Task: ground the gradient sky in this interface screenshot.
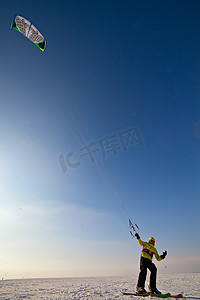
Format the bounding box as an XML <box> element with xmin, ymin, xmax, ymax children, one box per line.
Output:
<box><xmin>0</xmin><ymin>0</ymin><xmax>200</xmax><ymax>279</ymax></box>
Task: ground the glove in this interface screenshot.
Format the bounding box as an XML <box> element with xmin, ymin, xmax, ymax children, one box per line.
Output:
<box><xmin>160</xmin><ymin>251</ymin><xmax>167</xmax><ymax>259</ymax></box>
<box><xmin>135</xmin><ymin>233</ymin><xmax>140</xmax><ymax>239</ymax></box>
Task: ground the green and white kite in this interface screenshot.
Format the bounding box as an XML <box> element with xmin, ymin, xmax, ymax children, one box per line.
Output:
<box><xmin>11</xmin><ymin>15</ymin><xmax>46</xmax><ymax>51</ymax></box>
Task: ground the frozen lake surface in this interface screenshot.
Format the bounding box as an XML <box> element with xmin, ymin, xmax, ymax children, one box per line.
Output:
<box><xmin>0</xmin><ymin>273</ymin><xmax>199</xmax><ymax>299</ymax></box>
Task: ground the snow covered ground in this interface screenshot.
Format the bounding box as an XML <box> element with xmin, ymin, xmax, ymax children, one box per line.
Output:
<box><xmin>0</xmin><ymin>273</ymin><xmax>199</xmax><ymax>299</ymax></box>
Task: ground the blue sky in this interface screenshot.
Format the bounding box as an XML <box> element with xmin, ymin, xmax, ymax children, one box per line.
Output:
<box><xmin>0</xmin><ymin>0</ymin><xmax>199</xmax><ymax>279</ymax></box>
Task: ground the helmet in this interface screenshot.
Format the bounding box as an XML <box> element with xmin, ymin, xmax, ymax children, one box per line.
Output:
<box><xmin>149</xmin><ymin>237</ymin><xmax>155</xmax><ymax>245</ymax></box>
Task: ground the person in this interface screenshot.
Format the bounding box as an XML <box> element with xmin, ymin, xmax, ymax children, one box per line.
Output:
<box><xmin>135</xmin><ymin>233</ymin><xmax>167</xmax><ymax>295</ymax></box>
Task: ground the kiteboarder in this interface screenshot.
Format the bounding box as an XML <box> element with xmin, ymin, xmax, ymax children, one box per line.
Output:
<box><xmin>135</xmin><ymin>233</ymin><xmax>167</xmax><ymax>295</ymax></box>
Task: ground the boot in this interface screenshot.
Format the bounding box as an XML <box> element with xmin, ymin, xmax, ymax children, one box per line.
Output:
<box><xmin>136</xmin><ymin>287</ymin><xmax>148</xmax><ymax>294</ymax></box>
<box><xmin>149</xmin><ymin>287</ymin><xmax>161</xmax><ymax>295</ymax></box>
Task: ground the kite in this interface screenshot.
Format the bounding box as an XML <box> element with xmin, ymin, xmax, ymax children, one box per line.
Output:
<box><xmin>11</xmin><ymin>15</ymin><xmax>46</xmax><ymax>51</ymax></box>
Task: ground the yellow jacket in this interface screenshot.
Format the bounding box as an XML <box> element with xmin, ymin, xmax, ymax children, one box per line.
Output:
<box><xmin>137</xmin><ymin>238</ymin><xmax>163</xmax><ymax>262</ymax></box>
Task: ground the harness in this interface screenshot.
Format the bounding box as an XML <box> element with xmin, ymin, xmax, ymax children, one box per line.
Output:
<box><xmin>142</xmin><ymin>248</ymin><xmax>153</xmax><ymax>258</ymax></box>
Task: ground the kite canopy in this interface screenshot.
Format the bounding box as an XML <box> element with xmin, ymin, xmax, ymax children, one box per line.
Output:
<box><xmin>11</xmin><ymin>15</ymin><xmax>46</xmax><ymax>51</ymax></box>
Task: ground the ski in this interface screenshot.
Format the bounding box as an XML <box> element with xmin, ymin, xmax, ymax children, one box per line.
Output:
<box><xmin>121</xmin><ymin>292</ymin><xmax>183</xmax><ymax>298</ymax></box>
<box><xmin>151</xmin><ymin>294</ymin><xmax>171</xmax><ymax>298</ymax></box>
<box><xmin>121</xmin><ymin>292</ymin><xmax>172</xmax><ymax>298</ymax></box>
<box><xmin>121</xmin><ymin>292</ymin><xmax>150</xmax><ymax>297</ymax></box>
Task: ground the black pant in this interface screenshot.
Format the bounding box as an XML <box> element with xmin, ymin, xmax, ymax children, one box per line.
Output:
<box><xmin>137</xmin><ymin>257</ymin><xmax>157</xmax><ymax>291</ymax></box>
